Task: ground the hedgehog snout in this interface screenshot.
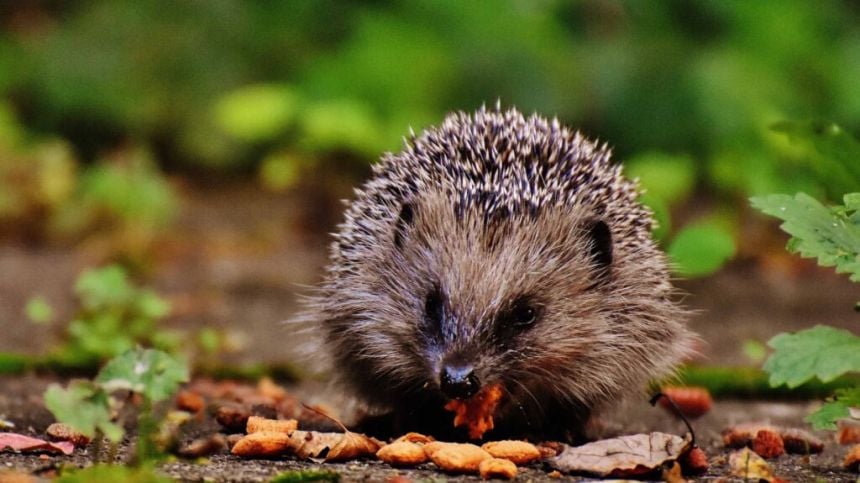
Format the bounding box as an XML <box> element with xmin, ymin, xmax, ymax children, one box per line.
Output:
<box><xmin>439</xmin><ymin>363</ymin><xmax>480</xmax><ymax>400</ymax></box>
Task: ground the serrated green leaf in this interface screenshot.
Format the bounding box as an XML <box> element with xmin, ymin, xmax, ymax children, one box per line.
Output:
<box><xmin>751</xmin><ymin>193</ymin><xmax>860</xmax><ymax>281</ymax></box>
<box><xmin>96</xmin><ymin>348</ymin><xmax>188</xmax><ymax>402</ymax></box>
<box><xmin>43</xmin><ymin>380</ymin><xmax>123</xmax><ymax>441</ymax></box>
<box><xmin>667</xmin><ymin>221</ymin><xmax>736</xmax><ymax>277</ymax></box>
<box><xmin>764</xmin><ymin>325</ymin><xmax>860</xmax><ymax>388</ymax></box>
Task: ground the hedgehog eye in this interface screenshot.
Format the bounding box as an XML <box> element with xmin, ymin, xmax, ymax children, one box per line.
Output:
<box><xmin>506</xmin><ymin>296</ymin><xmax>539</xmax><ymax>329</ymax></box>
<box><xmin>393</xmin><ymin>202</ymin><xmax>415</xmax><ymax>249</ymax></box>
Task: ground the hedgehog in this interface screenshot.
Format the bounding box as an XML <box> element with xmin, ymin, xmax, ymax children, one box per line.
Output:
<box><xmin>296</xmin><ymin>106</ymin><xmax>695</xmax><ymax>442</ymax></box>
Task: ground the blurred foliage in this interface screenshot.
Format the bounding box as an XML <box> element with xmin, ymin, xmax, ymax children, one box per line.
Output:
<box><xmin>0</xmin><ymin>1</ymin><xmax>859</xmax><ymax>274</ymax></box>
<box><xmin>30</xmin><ymin>264</ymin><xmax>227</xmax><ymax>369</ymax></box>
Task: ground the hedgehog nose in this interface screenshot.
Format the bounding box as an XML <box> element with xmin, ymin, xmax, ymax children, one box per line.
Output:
<box><xmin>440</xmin><ymin>364</ymin><xmax>480</xmax><ymax>400</ymax></box>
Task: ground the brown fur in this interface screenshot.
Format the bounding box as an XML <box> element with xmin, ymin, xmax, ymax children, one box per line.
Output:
<box><xmin>294</xmin><ymin>106</ymin><xmax>695</xmax><ymax>441</ymax></box>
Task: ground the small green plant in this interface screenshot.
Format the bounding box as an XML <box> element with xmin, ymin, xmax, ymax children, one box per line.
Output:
<box><xmin>34</xmin><ymin>264</ymin><xmax>179</xmax><ymax>367</ymax></box>
<box><xmin>752</xmin><ymin>121</ymin><xmax>860</xmax><ymax>430</ymax></box>
<box><xmin>44</xmin><ymin>347</ymin><xmax>189</xmax><ymax>464</ymax></box>
<box><xmin>269</xmin><ymin>469</ymin><xmax>341</xmax><ymax>483</ymax></box>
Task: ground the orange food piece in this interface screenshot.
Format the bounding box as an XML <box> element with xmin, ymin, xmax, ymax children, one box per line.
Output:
<box><xmin>838</xmin><ymin>421</ymin><xmax>860</xmax><ymax>446</ymax></box>
<box><xmin>680</xmin><ymin>446</ymin><xmax>709</xmax><ymax>475</ymax></box>
<box><xmin>230</xmin><ymin>431</ymin><xmax>292</xmax><ymax>457</ymax></box>
<box><xmin>481</xmin><ymin>440</ymin><xmax>542</xmax><ymax>464</ymax></box>
<box><xmin>659</xmin><ymin>386</ymin><xmax>712</xmax><ymax>419</ymax></box>
<box><xmin>176</xmin><ymin>390</ymin><xmax>206</xmax><ymax>413</ymax></box>
<box><xmin>478</xmin><ymin>457</ymin><xmax>517</xmax><ymax>479</ymax></box>
<box><xmin>444</xmin><ymin>384</ymin><xmax>504</xmax><ymax>439</ymax></box>
<box><xmin>752</xmin><ymin>429</ymin><xmax>785</xmax><ymax>459</ymax></box>
<box><xmin>46</xmin><ymin>423</ymin><xmax>91</xmax><ymax>447</ymax></box>
<box><xmin>377</xmin><ymin>441</ymin><xmax>428</xmax><ymax>466</ymax></box>
<box><xmin>845</xmin><ymin>444</ymin><xmax>860</xmax><ymax>472</ymax></box>
<box><xmin>394</xmin><ymin>432</ymin><xmax>435</xmax><ymax>444</ymax></box>
<box><xmin>246</xmin><ymin>416</ymin><xmax>298</xmax><ymax>434</ymax></box>
<box><xmin>427</xmin><ymin>442</ymin><xmax>492</xmax><ymax>473</ymax></box>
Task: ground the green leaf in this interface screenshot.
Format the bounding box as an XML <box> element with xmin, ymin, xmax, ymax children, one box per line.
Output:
<box><xmin>805</xmin><ymin>387</ymin><xmax>860</xmax><ymax>430</ymax></box>
<box><xmin>626</xmin><ymin>152</ymin><xmax>696</xmax><ymax>205</ymax></box>
<box><xmin>43</xmin><ymin>380</ymin><xmax>123</xmax><ymax>441</ymax></box>
<box><xmin>96</xmin><ymin>348</ymin><xmax>189</xmax><ymax>402</ymax></box>
<box><xmin>213</xmin><ymin>84</ymin><xmax>298</xmax><ymax>142</ymax></box>
<box><xmin>667</xmin><ymin>221</ymin><xmax>736</xmax><ymax>277</ymax></box>
<box><xmin>806</xmin><ymin>401</ymin><xmax>849</xmax><ymax>430</ymax></box>
<box><xmin>764</xmin><ymin>325</ymin><xmax>860</xmax><ymax>388</ymax></box>
<box><xmin>751</xmin><ymin>193</ymin><xmax>860</xmax><ymax>282</ymax></box>
<box><xmin>25</xmin><ymin>296</ymin><xmax>54</xmax><ymax>324</ymax></box>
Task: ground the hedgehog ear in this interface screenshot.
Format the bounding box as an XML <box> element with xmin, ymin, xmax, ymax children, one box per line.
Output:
<box><xmin>584</xmin><ymin>218</ymin><xmax>613</xmax><ymax>279</ymax></box>
<box><xmin>393</xmin><ymin>202</ymin><xmax>415</xmax><ymax>249</ymax></box>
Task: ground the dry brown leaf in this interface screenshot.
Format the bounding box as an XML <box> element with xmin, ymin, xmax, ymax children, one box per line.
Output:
<box><xmin>481</xmin><ymin>440</ymin><xmax>542</xmax><ymax>464</ymax></box>
<box><xmin>230</xmin><ymin>431</ymin><xmax>292</xmax><ymax>457</ymax></box>
<box><xmin>326</xmin><ymin>431</ymin><xmax>381</xmax><ymax>461</ymax></box>
<box><xmin>283</xmin><ymin>430</ymin><xmax>380</xmax><ymax>461</ymax></box>
<box><xmin>478</xmin><ymin>457</ymin><xmax>517</xmax><ymax>480</ymax></box>
<box><xmin>429</xmin><ymin>442</ymin><xmax>492</xmax><ymax>473</ymax></box>
<box><xmin>661</xmin><ymin>461</ymin><xmax>686</xmax><ymax>483</ymax></box>
<box><xmin>0</xmin><ymin>432</ymin><xmax>74</xmax><ymax>455</ymax></box>
<box><xmin>246</xmin><ymin>416</ymin><xmax>298</xmax><ymax>434</ymax></box>
<box><xmin>549</xmin><ymin>432</ymin><xmax>691</xmax><ymax>478</ymax></box>
<box><xmin>377</xmin><ymin>441</ymin><xmax>428</xmax><ymax>466</ymax></box>
<box><xmin>444</xmin><ymin>384</ymin><xmax>503</xmax><ymax>439</ymax></box>
<box><xmin>729</xmin><ymin>447</ymin><xmax>779</xmax><ymax>481</ymax></box>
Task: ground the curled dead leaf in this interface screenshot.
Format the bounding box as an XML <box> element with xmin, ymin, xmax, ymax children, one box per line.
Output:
<box><xmin>549</xmin><ymin>432</ymin><xmax>692</xmax><ymax>478</ymax></box>
<box><xmin>326</xmin><ymin>431</ymin><xmax>381</xmax><ymax>461</ymax></box>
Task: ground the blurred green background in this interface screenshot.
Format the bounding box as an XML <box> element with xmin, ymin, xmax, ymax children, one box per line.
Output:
<box><xmin>1</xmin><ymin>0</ymin><xmax>859</xmax><ymax>370</ymax></box>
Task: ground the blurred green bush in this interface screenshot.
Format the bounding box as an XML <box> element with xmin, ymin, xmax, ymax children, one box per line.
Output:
<box><xmin>1</xmin><ymin>0</ymin><xmax>859</xmax><ymax>275</ymax></box>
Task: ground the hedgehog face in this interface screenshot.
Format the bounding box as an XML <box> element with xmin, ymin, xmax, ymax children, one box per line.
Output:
<box><xmin>326</xmin><ymin>189</ymin><xmax>686</xmax><ymax>427</ymax></box>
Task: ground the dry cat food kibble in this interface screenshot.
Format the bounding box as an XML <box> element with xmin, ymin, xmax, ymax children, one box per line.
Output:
<box><xmin>245</xmin><ymin>416</ymin><xmax>297</xmax><ymax>434</ymax></box>
<box><xmin>45</xmin><ymin>423</ymin><xmax>90</xmax><ymax>447</ymax></box>
<box><xmin>680</xmin><ymin>446</ymin><xmax>709</xmax><ymax>474</ymax></box>
<box><xmin>376</xmin><ymin>441</ymin><xmax>428</xmax><ymax>466</ymax></box>
<box><xmin>752</xmin><ymin>429</ymin><xmax>785</xmax><ymax>459</ymax></box>
<box><xmin>481</xmin><ymin>440</ymin><xmax>542</xmax><ymax>464</ymax></box>
<box><xmin>478</xmin><ymin>458</ymin><xmax>518</xmax><ymax>480</ymax></box>
<box><xmin>659</xmin><ymin>386</ymin><xmax>712</xmax><ymax>418</ymax></box>
<box><xmin>427</xmin><ymin>442</ymin><xmax>492</xmax><ymax>473</ymax></box>
<box><xmin>230</xmin><ymin>431</ymin><xmax>292</xmax><ymax>457</ymax></box>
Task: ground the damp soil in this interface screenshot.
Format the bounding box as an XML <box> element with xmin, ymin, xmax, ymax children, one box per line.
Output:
<box><xmin>1</xmin><ymin>375</ymin><xmax>858</xmax><ymax>482</ymax></box>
